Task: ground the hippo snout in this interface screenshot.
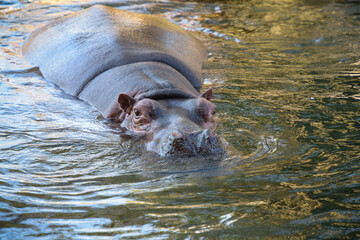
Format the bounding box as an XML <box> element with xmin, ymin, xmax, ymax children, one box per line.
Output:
<box><xmin>158</xmin><ymin>129</ymin><xmax>226</xmax><ymax>156</ymax></box>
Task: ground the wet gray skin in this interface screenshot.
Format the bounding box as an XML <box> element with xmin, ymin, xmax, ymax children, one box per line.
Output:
<box><xmin>22</xmin><ymin>5</ymin><xmax>225</xmax><ymax>156</ymax></box>
<box><xmin>118</xmin><ymin>91</ymin><xmax>226</xmax><ymax>156</ymax></box>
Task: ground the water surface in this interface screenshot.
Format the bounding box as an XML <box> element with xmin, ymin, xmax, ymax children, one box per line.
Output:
<box><xmin>1</xmin><ymin>0</ymin><xmax>359</xmax><ymax>239</ymax></box>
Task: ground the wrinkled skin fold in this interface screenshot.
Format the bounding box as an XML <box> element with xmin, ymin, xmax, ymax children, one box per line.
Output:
<box><xmin>22</xmin><ymin>5</ymin><xmax>226</xmax><ymax>156</ymax></box>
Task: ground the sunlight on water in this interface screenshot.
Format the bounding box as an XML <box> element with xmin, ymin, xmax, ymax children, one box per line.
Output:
<box><xmin>1</xmin><ymin>0</ymin><xmax>359</xmax><ymax>239</ymax></box>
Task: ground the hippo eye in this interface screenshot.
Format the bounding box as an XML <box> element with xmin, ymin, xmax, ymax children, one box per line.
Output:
<box><xmin>212</xmin><ymin>110</ymin><xmax>216</xmax><ymax>115</ymax></box>
<box><xmin>149</xmin><ymin>112</ymin><xmax>155</xmax><ymax>119</ymax></box>
<box><xmin>134</xmin><ymin>109</ymin><xmax>141</xmax><ymax>118</ymax></box>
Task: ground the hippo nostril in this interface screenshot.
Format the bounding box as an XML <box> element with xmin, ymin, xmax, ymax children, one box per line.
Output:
<box><xmin>202</xmin><ymin>129</ymin><xmax>210</xmax><ymax>137</ymax></box>
<box><xmin>190</xmin><ymin>129</ymin><xmax>211</xmax><ymax>140</ymax></box>
<box><xmin>202</xmin><ymin>129</ymin><xmax>216</xmax><ymax>137</ymax></box>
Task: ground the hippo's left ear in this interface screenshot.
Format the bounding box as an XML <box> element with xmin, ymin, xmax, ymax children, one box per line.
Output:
<box><xmin>118</xmin><ymin>93</ymin><xmax>136</xmax><ymax>114</ymax></box>
<box><xmin>200</xmin><ymin>88</ymin><xmax>213</xmax><ymax>101</ymax></box>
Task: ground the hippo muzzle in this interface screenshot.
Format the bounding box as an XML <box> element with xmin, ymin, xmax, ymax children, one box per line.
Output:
<box><xmin>155</xmin><ymin>129</ymin><xmax>226</xmax><ymax>156</ymax></box>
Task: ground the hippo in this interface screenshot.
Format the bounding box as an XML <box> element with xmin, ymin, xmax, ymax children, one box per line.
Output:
<box><xmin>22</xmin><ymin>5</ymin><xmax>225</xmax><ymax>156</ymax></box>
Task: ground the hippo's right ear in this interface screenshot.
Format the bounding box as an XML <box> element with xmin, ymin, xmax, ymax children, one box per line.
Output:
<box><xmin>118</xmin><ymin>94</ymin><xmax>136</xmax><ymax>114</ymax></box>
<box><xmin>200</xmin><ymin>88</ymin><xmax>213</xmax><ymax>101</ymax></box>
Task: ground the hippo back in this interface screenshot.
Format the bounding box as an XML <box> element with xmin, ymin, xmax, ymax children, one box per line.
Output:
<box><xmin>22</xmin><ymin>5</ymin><xmax>207</xmax><ymax>99</ymax></box>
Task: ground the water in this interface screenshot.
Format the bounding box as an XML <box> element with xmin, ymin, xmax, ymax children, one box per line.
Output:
<box><xmin>1</xmin><ymin>0</ymin><xmax>359</xmax><ymax>239</ymax></box>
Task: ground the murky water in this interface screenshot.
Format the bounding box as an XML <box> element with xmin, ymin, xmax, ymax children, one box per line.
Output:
<box><xmin>1</xmin><ymin>0</ymin><xmax>359</xmax><ymax>239</ymax></box>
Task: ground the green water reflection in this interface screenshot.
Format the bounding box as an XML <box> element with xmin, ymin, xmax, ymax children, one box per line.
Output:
<box><xmin>0</xmin><ymin>0</ymin><xmax>359</xmax><ymax>239</ymax></box>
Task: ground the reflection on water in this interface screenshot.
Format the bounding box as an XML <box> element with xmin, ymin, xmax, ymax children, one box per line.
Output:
<box><xmin>1</xmin><ymin>0</ymin><xmax>359</xmax><ymax>239</ymax></box>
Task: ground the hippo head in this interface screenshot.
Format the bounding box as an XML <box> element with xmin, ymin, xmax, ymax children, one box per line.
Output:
<box><xmin>117</xmin><ymin>89</ymin><xmax>225</xmax><ymax>156</ymax></box>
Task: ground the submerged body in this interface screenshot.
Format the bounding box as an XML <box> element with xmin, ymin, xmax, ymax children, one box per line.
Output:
<box><xmin>22</xmin><ymin>5</ymin><xmax>225</xmax><ymax>156</ymax></box>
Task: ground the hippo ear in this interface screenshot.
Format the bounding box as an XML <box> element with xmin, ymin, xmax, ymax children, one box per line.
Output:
<box><xmin>200</xmin><ymin>88</ymin><xmax>213</xmax><ymax>101</ymax></box>
<box><xmin>118</xmin><ymin>94</ymin><xmax>136</xmax><ymax>114</ymax></box>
